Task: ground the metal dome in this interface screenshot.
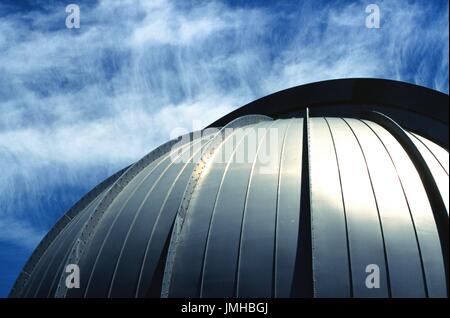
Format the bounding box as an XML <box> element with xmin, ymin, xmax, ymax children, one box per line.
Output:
<box><xmin>10</xmin><ymin>78</ymin><xmax>449</xmax><ymax>298</ymax></box>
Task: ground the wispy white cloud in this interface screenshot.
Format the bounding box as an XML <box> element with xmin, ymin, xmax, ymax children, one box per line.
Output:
<box><xmin>0</xmin><ymin>0</ymin><xmax>448</xmax><ymax>252</ymax></box>
<box><xmin>0</xmin><ymin>217</ymin><xmax>45</xmax><ymax>249</ymax></box>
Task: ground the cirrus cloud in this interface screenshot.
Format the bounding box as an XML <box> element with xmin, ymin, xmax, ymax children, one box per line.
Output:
<box><xmin>0</xmin><ymin>0</ymin><xmax>448</xmax><ymax>296</ymax></box>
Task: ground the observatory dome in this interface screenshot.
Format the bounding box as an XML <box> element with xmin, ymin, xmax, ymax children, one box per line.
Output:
<box><xmin>11</xmin><ymin>79</ymin><xmax>449</xmax><ymax>298</ymax></box>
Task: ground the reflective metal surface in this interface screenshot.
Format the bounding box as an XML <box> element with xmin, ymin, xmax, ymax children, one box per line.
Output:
<box><xmin>365</xmin><ymin>121</ymin><xmax>447</xmax><ymax>297</ymax></box>
<box><xmin>325</xmin><ymin>118</ymin><xmax>388</xmax><ymax>297</ymax></box>
<box><xmin>10</xmin><ymin>79</ymin><xmax>449</xmax><ymax>298</ymax></box>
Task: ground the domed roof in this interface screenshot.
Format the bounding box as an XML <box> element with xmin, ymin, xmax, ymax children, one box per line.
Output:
<box><xmin>11</xmin><ymin>79</ymin><xmax>449</xmax><ymax>298</ymax></box>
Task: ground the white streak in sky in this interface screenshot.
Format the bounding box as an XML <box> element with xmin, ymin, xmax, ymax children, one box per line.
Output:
<box><xmin>0</xmin><ymin>0</ymin><xmax>448</xmax><ymax>249</ymax></box>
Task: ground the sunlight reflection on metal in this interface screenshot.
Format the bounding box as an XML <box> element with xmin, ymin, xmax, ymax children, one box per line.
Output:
<box><xmin>10</xmin><ymin>79</ymin><xmax>448</xmax><ymax>298</ymax></box>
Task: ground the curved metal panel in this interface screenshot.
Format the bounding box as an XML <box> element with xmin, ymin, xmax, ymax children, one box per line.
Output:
<box><xmin>9</xmin><ymin>167</ymin><xmax>127</xmax><ymax>298</ymax></box>
<box><xmin>366</xmin><ymin>111</ymin><xmax>449</xmax><ymax>296</ymax></box>
<box><xmin>274</xmin><ymin>119</ymin><xmax>303</xmax><ymax>298</ymax></box>
<box><xmin>37</xmin><ymin>192</ymin><xmax>108</xmax><ymax>297</ymax></box>
<box><xmin>83</xmin><ymin>155</ymin><xmax>190</xmax><ymax>296</ymax></box>
<box><xmin>108</xmin><ymin>140</ymin><xmax>208</xmax><ymax>297</ymax></box>
<box><xmin>198</xmin><ymin>123</ymin><xmax>275</xmax><ymax>297</ymax></box>
<box><xmin>167</xmin><ymin>129</ymin><xmax>244</xmax><ymax>297</ymax></box>
<box><xmin>162</xmin><ymin>115</ymin><xmax>273</xmax><ymax>297</ymax></box>
<box><xmin>411</xmin><ymin>133</ymin><xmax>449</xmax><ymax>175</ymax></box>
<box><xmin>364</xmin><ymin>120</ymin><xmax>447</xmax><ymax>298</ymax></box>
<box><xmin>325</xmin><ymin>117</ymin><xmax>389</xmax><ymax>297</ymax></box>
<box><xmin>134</xmin><ymin>162</ymin><xmax>197</xmax><ymax>297</ymax></box>
<box><xmin>55</xmin><ymin>131</ymin><xmax>204</xmax><ymax>297</ymax></box>
<box><xmin>76</xmin><ymin>140</ymin><xmax>201</xmax><ymax>297</ymax></box>
<box><xmin>407</xmin><ymin>132</ymin><xmax>449</xmax><ymax>213</ymax></box>
<box><xmin>166</xmin><ymin>121</ymin><xmax>273</xmax><ymax>297</ymax></box>
<box><xmin>22</xmin><ymin>189</ymin><xmax>108</xmax><ymax>297</ymax></box>
<box><xmin>66</xmin><ymin>153</ymin><xmax>170</xmax><ymax>297</ymax></box>
<box><xmin>309</xmin><ymin>117</ymin><xmax>351</xmax><ymax>297</ymax></box>
<box><xmin>10</xmin><ymin>79</ymin><xmax>449</xmax><ymax>299</ymax></box>
<box><xmin>344</xmin><ymin>118</ymin><xmax>426</xmax><ymax>297</ymax></box>
<box><xmin>236</xmin><ymin>120</ymin><xmax>290</xmax><ymax>298</ymax></box>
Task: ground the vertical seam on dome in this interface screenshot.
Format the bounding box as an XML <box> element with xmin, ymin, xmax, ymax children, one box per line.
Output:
<box><xmin>10</xmin><ymin>166</ymin><xmax>127</xmax><ymax>298</ymax></box>
<box><xmin>272</xmin><ymin>119</ymin><xmax>293</xmax><ymax>298</ymax></box>
<box><xmin>54</xmin><ymin>132</ymin><xmax>197</xmax><ymax>298</ymax></box>
<box><xmin>23</xmin><ymin>223</ymin><xmax>70</xmax><ymax>298</ymax></box>
<box><xmin>27</xmin><ymin>193</ymin><xmax>106</xmax><ymax>297</ymax></box>
<box><xmin>106</xmin><ymin>138</ymin><xmax>206</xmax><ymax>297</ymax></box>
<box><xmin>364</xmin><ymin>111</ymin><xmax>449</xmax><ymax>297</ymax></box>
<box><xmin>199</xmin><ymin>123</ymin><xmax>261</xmax><ymax>297</ymax></box>
<box><xmin>324</xmin><ymin>117</ymin><xmax>354</xmax><ymax>298</ymax></box>
<box><xmin>291</xmin><ymin>109</ymin><xmax>314</xmax><ymax>298</ymax></box>
<box><xmin>342</xmin><ymin>118</ymin><xmax>392</xmax><ymax>298</ymax></box>
<box><xmin>22</xmin><ymin>218</ymin><xmax>75</xmax><ymax>298</ymax></box>
<box><xmin>36</xmin><ymin>198</ymin><xmax>100</xmax><ymax>297</ymax></box>
<box><xmin>46</xmin><ymin>196</ymin><xmax>106</xmax><ymax>297</ymax></box>
<box><xmin>83</xmin><ymin>153</ymin><xmax>173</xmax><ymax>297</ymax></box>
<box><xmin>161</xmin><ymin>115</ymin><xmax>272</xmax><ymax>298</ymax></box>
<box><xmin>408</xmin><ymin>132</ymin><xmax>449</xmax><ymax>177</ymax></box>
<box><xmin>361</xmin><ymin>119</ymin><xmax>429</xmax><ymax>297</ymax></box>
<box><xmin>234</xmin><ymin>120</ymin><xmax>278</xmax><ymax>298</ymax></box>
<box><xmin>306</xmin><ymin>109</ymin><xmax>314</xmax><ymax>298</ymax></box>
<box><xmin>47</xmin><ymin>190</ymin><xmax>111</xmax><ymax>297</ymax></box>
<box><xmin>134</xmin><ymin>137</ymin><xmax>208</xmax><ymax>297</ymax></box>
<box><xmin>84</xmin><ymin>139</ymin><xmax>199</xmax><ymax>297</ymax></box>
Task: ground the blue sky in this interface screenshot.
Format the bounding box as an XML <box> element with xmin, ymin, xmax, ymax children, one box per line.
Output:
<box><xmin>0</xmin><ymin>0</ymin><xmax>448</xmax><ymax>297</ymax></box>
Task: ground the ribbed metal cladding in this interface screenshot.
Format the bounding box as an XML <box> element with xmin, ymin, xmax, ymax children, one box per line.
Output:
<box><xmin>10</xmin><ymin>79</ymin><xmax>449</xmax><ymax>298</ymax></box>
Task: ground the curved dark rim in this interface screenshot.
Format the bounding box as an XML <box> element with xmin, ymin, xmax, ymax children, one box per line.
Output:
<box><xmin>207</xmin><ymin>78</ymin><xmax>449</xmax><ymax>131</ymax></box>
